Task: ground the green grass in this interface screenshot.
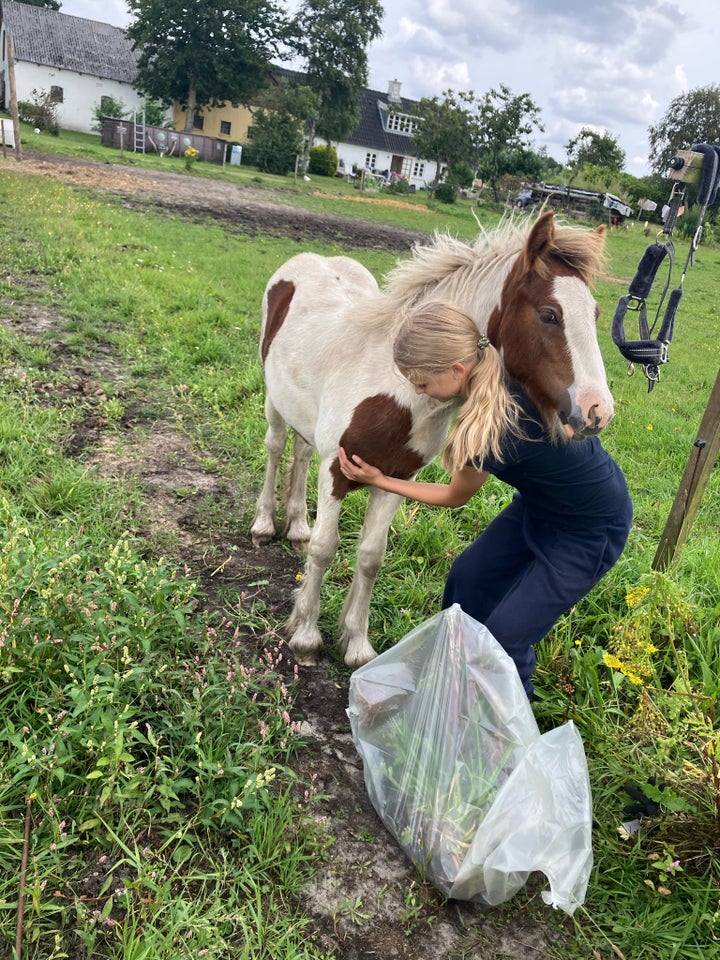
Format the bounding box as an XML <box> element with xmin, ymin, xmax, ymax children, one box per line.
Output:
<box><xmin>1</xmin><ymin>139</ymin><xmax>719</xmax><ymax>959</ymax></box>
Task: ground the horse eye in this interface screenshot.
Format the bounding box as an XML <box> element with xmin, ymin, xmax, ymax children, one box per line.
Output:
<box><xmin>539</xmin><ymin>308</ymin><xmax>560</xmax><ymax>325</ymax></box>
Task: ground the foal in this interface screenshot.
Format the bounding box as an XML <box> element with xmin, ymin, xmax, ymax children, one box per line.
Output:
<box><xmin>251</xmin><ymin>211</ymin><xmax>610</xmax><ymax>667</ymax></box>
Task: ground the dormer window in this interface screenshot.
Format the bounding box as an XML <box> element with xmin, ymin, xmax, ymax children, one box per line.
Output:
<box><xmin>378</xmin><ymin>101</ymin><xmax>417</xmax><ymax>136</ymax></box>
<box><xmin>386</xmin><ymin>112</ymin><xmax>415</xmax><ymax>134</ymax></box>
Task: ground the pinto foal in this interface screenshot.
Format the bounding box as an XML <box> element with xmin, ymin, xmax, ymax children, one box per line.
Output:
<box><xmin>251</xmin><ymin>211</ymin><xmax>610</xmax><ymax>667</ymax></box>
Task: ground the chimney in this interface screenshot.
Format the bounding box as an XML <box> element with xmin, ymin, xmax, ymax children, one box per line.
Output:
<box><xmin>387</xmin><ymin>79</ymin><xmax>402</xmax><ymax>104</ymax></box>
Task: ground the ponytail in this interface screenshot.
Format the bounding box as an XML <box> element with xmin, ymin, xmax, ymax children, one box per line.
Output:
<box><xmin>441</xmin><ymin>344</ymin><xmax>520</xmax><ymax>472</ymax></box>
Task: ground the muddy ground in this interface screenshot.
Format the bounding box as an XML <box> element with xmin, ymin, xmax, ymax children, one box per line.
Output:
<box><xmin>1</xmin><ymin>151</ymin><xmax>574</xmax><ymax>958</ymax></box>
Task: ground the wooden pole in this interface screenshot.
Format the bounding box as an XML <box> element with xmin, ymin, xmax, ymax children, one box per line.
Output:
<box><xmin>7</xmin><ymin>34</ymin><xmax>22</xmax><ymax>160</ymax></box>
<box><xmin>653</xmin><ymin>367</ymin><xmax>720</xmax><ymax>570</ymax></box>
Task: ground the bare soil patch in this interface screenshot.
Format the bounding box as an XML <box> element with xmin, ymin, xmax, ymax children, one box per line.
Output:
<box><xmin>1</xmin><ymin>152</ymin><xmax>572</xmax><ymax>958</ymax></box>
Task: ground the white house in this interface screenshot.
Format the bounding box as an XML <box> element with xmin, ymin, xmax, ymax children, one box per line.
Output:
<box><xmin>0</xmin><ymin>1</ymin><xmax>142</xmax><ymax>134</ymax></box>
<box><xmin>335</xmin><ymin>79</ymin><xmax>441</xmax><ymax>190</ymax></box>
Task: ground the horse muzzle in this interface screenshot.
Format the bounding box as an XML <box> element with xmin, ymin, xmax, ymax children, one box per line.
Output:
<box><xmin>560</xmin><ymin>402</ymin><xmax>614</xmax><ymax>439</ymax></box>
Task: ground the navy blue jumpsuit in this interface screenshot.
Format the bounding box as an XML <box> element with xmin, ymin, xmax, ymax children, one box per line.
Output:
<box><xmin>442</xmin><ymin>391</ymin><xmax>633</xmax><ymax>697</ymax></box>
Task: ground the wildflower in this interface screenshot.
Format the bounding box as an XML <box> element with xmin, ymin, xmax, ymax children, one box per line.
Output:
<box><xmin>602</xmin><ymin>652</ymin><xmax>623</xmax><ymax>671</ymax></box>
<box><xmin>625</xmin><ymin>584</ymin><xmax>650</xmax><ymax>608</ymax></box>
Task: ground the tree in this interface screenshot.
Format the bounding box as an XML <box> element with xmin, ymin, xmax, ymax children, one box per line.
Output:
<box><xmin>289</xmin><ymin>0</ymin><xmax>383</xmax><ymax>170</ymax></box>
<box><xmin>410</xmin><ymin>90</ymin><xmax>478</xmax><ymax>191</ymax></box>
<box><xmin>648</xmin><ymin>84</ymin><xmax>720</xmax><ymax>176</ymax></box>
<box><xmin>474</xmin><ymin>84</ymin><xmax>544</xmax><ymax>202</ymax></box>
<box><xmin>126</xmin><ymin>0</ymin><xmax>292</xmax><ymax>132</ymax></box>
<box><xmin>565</xmin><ymin>127</ymin><xmax>625</xmax><ymax>175</ymax></box>
<box><xmin>247</xmin><ymin>78</ymin><xmax>317</xmax><ymax>175</ymax></box>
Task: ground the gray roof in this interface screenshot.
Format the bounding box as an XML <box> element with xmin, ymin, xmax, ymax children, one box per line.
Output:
<box><xmin>345</xmin><ymin>86</ymin><xmax>421</xmax><ymax>157</ymax></box>
<box><xmin>0</xmin><ymin>1</ymin><xmax>138</xmax><ymax>84</ymax></box>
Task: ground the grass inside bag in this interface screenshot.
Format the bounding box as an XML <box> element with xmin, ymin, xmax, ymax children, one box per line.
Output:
<box><xmin>347</xmin><ymin>604</ymin><xmax>593</xmax><ymax>914</ymax></box>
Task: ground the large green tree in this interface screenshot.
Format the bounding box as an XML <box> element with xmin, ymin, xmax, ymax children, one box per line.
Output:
<box><xmin>290</xmin><ymin>0</ymin><xmax>383</xmax><ymax>169</ymax></box>
<box><xmin>648</xmin><ymin>84</ymin><xmax>720</xmax><ymax>176</ymax></box>
<box><xmin>126</xmin><ymin>0</ymin><xmax>292</xmax><ymax>132</ymax></box>
<box><xmin>474</xmin><ymin>84</ymin><xmax>544</xmax><ymax>202</ymax></box>
<box><xmin>410</xmin><ymin>90</ymin><xmax>478</xmax><ymax>190</ymax></box>
<box><xmin>566</xmin><ymin>127</ymin><xmax>625</xmax><ymax>173</ymax></box>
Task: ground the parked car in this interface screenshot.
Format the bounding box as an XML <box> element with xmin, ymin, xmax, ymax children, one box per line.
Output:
<box><xmin>515</xmin><ymin>188</ymin><xmax>535</xmax><ymax>208</ymax></box>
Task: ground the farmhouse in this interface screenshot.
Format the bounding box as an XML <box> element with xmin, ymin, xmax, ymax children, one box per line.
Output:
<box><xmin>0</xmin><ymin>3</ymin><xmax>438</xmax><ymax>187</ymax></box>
<box><xmin>0</xmin><ymin>1</ymin><xmax>143</xmax><ymax>134</ymax></box>
<box><xmin>174</xmin><ymin>74</ymin><xmax>440</xmax><ymax>190</ymax></box>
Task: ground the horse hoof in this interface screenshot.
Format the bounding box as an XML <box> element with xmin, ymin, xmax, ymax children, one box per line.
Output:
<box><xmin>294</xmin><ymin>654</ymin><xmax>319</xmax><ymax>666</ymax></box>
<box><xmin>251</xmin><ymin>533</ymin><xmax>273</xmax><ymax>547</ymax></box>
<box><xmin>343</xmin><ymin>642</ymin><xmax>377</xmax><ymax>670</ymax></box>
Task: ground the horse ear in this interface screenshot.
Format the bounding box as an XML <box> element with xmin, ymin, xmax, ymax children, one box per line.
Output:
<box><xmin>523</xmin><ymin>209</ymin><xmax>556</xmax><ymax>268</ymax></box>
<box><xmin>595</xmin><ymin>224</ymin><xmax>606</xmax><ymax>237</ymax></box>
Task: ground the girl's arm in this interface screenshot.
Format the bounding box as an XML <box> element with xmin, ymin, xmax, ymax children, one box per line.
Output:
<box><xmin>337</xmin><ymin>447</ymin><xmax>488</xmax><ymax>507</ymax></box>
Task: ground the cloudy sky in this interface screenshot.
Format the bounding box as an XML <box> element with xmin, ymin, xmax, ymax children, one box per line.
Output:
<box><xmin>58</xmin><ymin>0</ymin><xmax>719</xmax><ymax>177</ymax></box>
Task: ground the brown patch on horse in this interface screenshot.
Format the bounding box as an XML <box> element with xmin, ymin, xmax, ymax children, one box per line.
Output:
<box><xmin>261</xmin><ymin>279</ymin><xmax>295</xmax><ymax>365</ymax></box>
<box><xmin>332</xmin><ymin>394</ymin><xmax>425</xmax><ymax>499</ymax></box>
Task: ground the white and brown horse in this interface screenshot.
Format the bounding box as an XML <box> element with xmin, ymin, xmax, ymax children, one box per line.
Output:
<box><xmin>251</xmin><ymin>210</ymin><xmax>610</xmax><ymax>667</ymax></box>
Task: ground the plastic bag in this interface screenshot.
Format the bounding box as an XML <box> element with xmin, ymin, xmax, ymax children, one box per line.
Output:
<box><xmin>347</xmin><ymin>604</ymin><xmax>593</xmax><ymax>914</ymax></box>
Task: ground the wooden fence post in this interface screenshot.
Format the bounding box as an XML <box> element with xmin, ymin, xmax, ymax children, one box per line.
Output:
<box><xmin>653</xmin><ymin>367</ymin><xmax>720</xmax><ymax>570</ymax></box>
<box><xmin>7</xmin><ymin>34</ymin><xmax>22</xmax><ymax>161</ymax></box>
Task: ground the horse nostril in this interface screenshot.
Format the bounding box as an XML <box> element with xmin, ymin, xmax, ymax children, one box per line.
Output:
<box><xmin>587</xmin><ymin>403</ymin><xmax>601</xmax><ymax>427</ymax></box>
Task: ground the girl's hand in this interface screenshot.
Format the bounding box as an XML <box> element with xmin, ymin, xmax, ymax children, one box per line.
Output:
<box><xmin>338</xmin><ymin>447</ymin><xmax>384</xmax><ymax>485</ymax></box>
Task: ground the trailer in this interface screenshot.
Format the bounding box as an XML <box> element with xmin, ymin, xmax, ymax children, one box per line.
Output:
<box><xmin>515</xmin><ymin>182</ymin><xmax>633</xmax><ymax>221</ymax></box>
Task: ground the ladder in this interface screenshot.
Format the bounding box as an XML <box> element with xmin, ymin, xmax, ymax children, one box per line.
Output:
<box><xmin>134</xmin><ymin>109</ymin><xmax>146</xmax><ymax>153</ymax></box>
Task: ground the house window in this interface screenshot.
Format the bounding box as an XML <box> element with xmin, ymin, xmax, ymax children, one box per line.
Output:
<box><xmin>50</xmin><ymin>86</ymin><xmax>63</xmax><ymax>104</ymax></box>
<box><xmin>365</xmin><ymin>152</ymin><xmax>377</xmax><ymax>170</ymax></box>
<box><xmin>193</xmin><ymin>115</ymin><xmax>204</xmax><ymax>131</ymax></box>
<box><xmin>220</xmin><ymin>120</ymin><xmax>231</xmax><ymax>136</ymax></box>
<box><xmin>412</xmin><ymin>160</ymin><xmax>425</xmax><ymax>178</ymax></box>
<box><xmin>386</xmin><ymin>112</ymin><xmax>415</xmax><ymax>135</ymax></box>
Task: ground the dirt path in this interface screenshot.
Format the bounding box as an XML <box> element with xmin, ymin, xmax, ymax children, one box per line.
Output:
<box><xmin>1</xmin><ymin>152</ymin><xmax>572</xmax><ymax>959</ymax></box>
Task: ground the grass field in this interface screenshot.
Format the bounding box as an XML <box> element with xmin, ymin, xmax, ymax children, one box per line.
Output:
<box><xmin>0</xmin><ymin>126</ymin><xmax>719</xmax><ymax>958</ymax></box>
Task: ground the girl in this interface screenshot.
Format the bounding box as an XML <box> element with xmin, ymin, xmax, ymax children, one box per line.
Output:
<box><xmin>338</xmin><ymin>301</ymin><xmax>632</xmax><ymax>698</ymax></box>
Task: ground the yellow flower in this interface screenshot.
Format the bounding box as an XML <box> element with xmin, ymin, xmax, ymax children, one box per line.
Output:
<box><xmin>625</xmin><ymin>585</ymin><xmax>650</xmax><ymax>608</ymax></box>
<box><xmin>603</xmin><ymin>652</ymin><xmax>623</xmax><ymax>671</ymax></box>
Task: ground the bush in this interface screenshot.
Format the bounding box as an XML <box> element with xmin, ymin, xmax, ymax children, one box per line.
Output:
<box><xmin>435</xmin><ymin>182</ymin><xmax>457</xmax><ymax>204</ymax></box>
<box><xmin>248</xmin><ymin>110</ymin><xmax>303</xmax><ymax>175</ymax></box>
<box><xmin>17</xmin><ymin>88</ymin><xmax>59</xmax><ymax>134</ymax></box>
<box><xmin>139</xmin><ymin>100</ymin><xmax>171</xmax><ymax>127</ymax></box>
<box><xmin>448</xmin><ymin>160</ymin><xmax>475</xmax><ymax>190</ymax></box>
<box><xmin>91</xmin><ymin>95</ymin><xmax>128</xmax><ymax>132</ymax></box>
<box><xmin>388</xmin><ymin>176</ymin><xmax>411</xmax><ymax>195</ymax></box>
<box><xmin>308</xmin><ymin>144</ymin><xmax>338</xmax><ymax>177</ymax></box>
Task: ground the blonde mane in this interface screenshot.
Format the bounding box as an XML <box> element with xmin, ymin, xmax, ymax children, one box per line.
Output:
<box><xmin>355</xmin><ymin>215</ymin><xmax>606</xmax><ymax>335</ymax></box>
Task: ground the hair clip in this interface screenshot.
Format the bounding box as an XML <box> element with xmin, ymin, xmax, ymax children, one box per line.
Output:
<box><xmin>477</xmin><ymin>335</ymin><xmax>490</xmax><ymax>351</ymax></box>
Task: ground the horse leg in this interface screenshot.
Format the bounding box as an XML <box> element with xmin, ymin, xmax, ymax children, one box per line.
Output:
<box><xmin>250</xmin><ymin>398</ymin><xmax>287</xmax><ymax>546</ymax></box>
<box><xmin>338</xmin><ymin>487</ymin><xmax>403</xmax><ymax>668</ymax></box>
<box><xmin>285</xmin><ymin>465</ymin><xmax>342</xmax><ymax>664</ymax></box>
<box><xmin>283</xmin><ymin>431</ymin><xmax>313</xmax><ymax>547</ymax></box>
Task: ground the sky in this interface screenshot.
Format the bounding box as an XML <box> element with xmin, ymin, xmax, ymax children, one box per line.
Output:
<box><xmin>56</xmin><ymin>0</ymin><xmax>720</xmax><ymax>177</ymax></box>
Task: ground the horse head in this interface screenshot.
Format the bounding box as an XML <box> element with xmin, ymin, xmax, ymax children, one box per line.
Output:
<box><xmin>488</xmin><ymin>210</ymin><xmax>612</xmax><ymax>440</ymax></box>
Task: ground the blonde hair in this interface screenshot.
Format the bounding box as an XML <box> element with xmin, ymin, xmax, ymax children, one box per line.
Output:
<box><xmin>393</xmin><ymin>301</ymin><xmax>520</xmax><ymax>472</ymax></box>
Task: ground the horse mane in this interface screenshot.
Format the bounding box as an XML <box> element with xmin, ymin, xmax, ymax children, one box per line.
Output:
<box><xmin>353</xmin><ymin>214</ymin><xmax>606</xmax><ymax>334</ymax></box>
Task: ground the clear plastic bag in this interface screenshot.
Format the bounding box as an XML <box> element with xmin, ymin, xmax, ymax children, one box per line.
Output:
<box><xmin>347</xmin><ymin>604</ymin><xmax>593</xmax><ymax>914</ymax></box>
